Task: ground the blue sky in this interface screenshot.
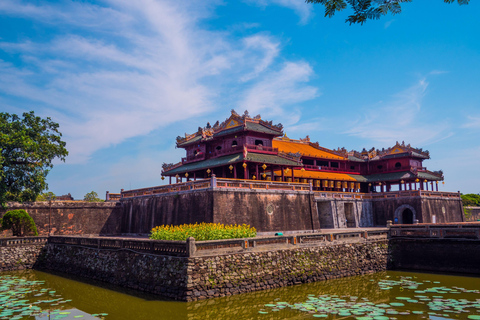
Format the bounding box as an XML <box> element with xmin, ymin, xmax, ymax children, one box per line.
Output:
<box><xmin>1</xmin><ymin>0</ymin><xmax>479</xmax><ymax>199</ymax></box>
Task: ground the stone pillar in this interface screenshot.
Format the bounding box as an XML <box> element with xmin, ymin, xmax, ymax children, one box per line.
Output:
<box><xmin>186</xmin><ymin>237</ymin><xmax>196</xmax><ymax>257</ymax></box>
<box><xmin>211</xmin><ymin>174</ymin><xmax>217</xmax><ymax>188</ymax></box>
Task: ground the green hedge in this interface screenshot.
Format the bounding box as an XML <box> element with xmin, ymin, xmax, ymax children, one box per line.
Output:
<box><xmin>0</xmin><ymin>209</ymin><xmax>38</xmax><ymax>236</ymax></box>
<box><xmin>149</xmin><ymin>223</ymin><xmax>256</xmax><ymax>241</ymax></box>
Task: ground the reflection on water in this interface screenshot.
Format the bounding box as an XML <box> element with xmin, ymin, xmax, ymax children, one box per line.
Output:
<box><xmin>1</xmin><ymin>270</ymin><xmax>480</xmax><ymax>320</ymax></box>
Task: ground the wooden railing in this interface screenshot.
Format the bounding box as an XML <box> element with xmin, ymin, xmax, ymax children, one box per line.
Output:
<box><xmin>182</xmin><ymin>153</ymin><xmax>206</xmax><ymax>164</ymax></box>
<box><xmin>245</xmin><ymin>144</ymin><xmax>278</xmax><ymax>153</ymax></box>
<box><xmin>303</xmin><ymin>165</ymin><xmax>360</xmax><ymax>174</ymax></box>
<box><xmin>47</xmin><ymin>229</ymin><xmax>389</xmax><ymax>258</ymax></box>
<box><xmin>0</xmin><ymin>237</ymin><xmax>48</xmax><ymax>247</ymax></box>
<box><xmin>390</xmin><ymin>223</ymin><xmax>480</xmax><ymax>240</ymax></box>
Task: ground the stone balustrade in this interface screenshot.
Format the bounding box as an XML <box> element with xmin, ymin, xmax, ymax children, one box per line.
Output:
<box><xmin>390</xmin><ymin>223</ymin><xmax>480</xmax><ymax>239</ymax></box>
<box><xmin>47</xmin><ymin>229</ymin><xmax>388</xmax><ymax>258</ymax></box>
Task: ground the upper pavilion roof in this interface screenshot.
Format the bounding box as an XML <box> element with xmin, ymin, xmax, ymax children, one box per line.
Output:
<box><xmin>272</xmin><ymin>136</ymin><xmax>348</xmax><ymax>160</ymax></box>
<box><xmin>347</xmin><ymin>141</ymin><xmax>430</xmax><ymax>161</ymax></box>
<box><xmin>176</xmin><ymin>110</ymin><xmax>284</xmax><ymax>148</ymax></box>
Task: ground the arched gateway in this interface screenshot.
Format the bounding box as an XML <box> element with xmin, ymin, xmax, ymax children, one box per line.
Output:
<box><xmin>394</xmin><ymin>204</ymin><xmax>417</xmax><ymax>224</ymax></box>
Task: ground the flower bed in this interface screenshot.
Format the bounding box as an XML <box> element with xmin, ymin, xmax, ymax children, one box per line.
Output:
<box><xmin>149</xmin><ymin>223</ymin><xmax>256</xmax><ymax>241</ymax></box>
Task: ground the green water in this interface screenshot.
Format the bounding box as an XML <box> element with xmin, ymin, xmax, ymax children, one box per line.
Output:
<box><xmin>1</xmin><ymin>270</ymin><xmax>480</xmax><ymax>320</ymax></box>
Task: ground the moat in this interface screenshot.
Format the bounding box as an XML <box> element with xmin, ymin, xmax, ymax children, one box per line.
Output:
<box><xmin>2</xmin><ymin>270</ymin><xmax>480</xmax><ymax>320</ymax></box>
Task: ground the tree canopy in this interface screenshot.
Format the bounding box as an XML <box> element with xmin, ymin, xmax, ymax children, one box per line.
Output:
<box><xmin>36</xmin><ymin>192</ymin><xmax>56</xmax><ymax>202</ymax></box>
<box><xmin>306</xmin><ymin>0</ymin><xmax>469</xmax><ymax>25</ymax></box>
<box><xmin>461</xmin><ymin>193</ymin><xmax>480</xmax><ymax>207</ymax></box>
<box><xmin>83</xmin><ymin>191</ymin><xmax>103</xmax><ymax>202</ymax></box>
<box><xmin>0</xmin><ymin>111</ymin><xmax>68</xmax><ymax>207</ymax></box>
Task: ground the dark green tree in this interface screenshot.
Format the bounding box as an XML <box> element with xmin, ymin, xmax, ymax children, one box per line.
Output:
<box><xmin>306</xmin><ymin>0</ymin><xmax>469</xmax><ymax>25</ymax></box>
<box><xmin>83</xmin><ymin>191</ymin><xmax>103</xmax><ymax>202</ymax></box>
<box><xmin>0</xmin><ymin>111</ymin><xmax>68</xmax><ymax>207</ymax></box>
<box><xmin>0</xmin><ymin>209</ymin><xmax>38</xmax><ymax>236</ymax></box>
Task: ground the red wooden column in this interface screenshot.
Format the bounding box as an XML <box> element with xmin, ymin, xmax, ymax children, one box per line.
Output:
<box><xmin>169</xmin><ymin>176</ymin><xmax>172</xmax><ymax>184</ymax></box>
<box><xmin>270</xmin><ymin>168</ymin><xmax>274</xmax><ymax>181</ymax></box>
<box><xmin>255</xmin><ymin>164</ymin><xmax>259</xmax><ymax>180</ymax></box>
<box><xmin>243</xmin><ymin>163</ymin><xmax>247</xmax><ymax>179</ymax></box>
<box><xmin>436</xmin><ymin>182</ymin><xmax>439</xmax><ymax>191</ymax></box>
<box><xmin>291</xmin><ymin>168</ymin><xmax>294</xmax><ymax>182</ymax></box>
<box><xmin>399</xmin><ymin>181</ymin><xmax>403</xmax><ymax>191</ymax></box>
<box><xmin>233</xmin><ymin>165</ymin><xmax>237</xmax><ymax>179</ymax></box>
<box><xmin>281</xmin><ymin>167</ymin><xmax>285</xmax><ymax>182</ymax></box>
<box><xmin>194</xmin><ymin>172</ymin><xmax>196</xmax><ymax>181</ymax></box>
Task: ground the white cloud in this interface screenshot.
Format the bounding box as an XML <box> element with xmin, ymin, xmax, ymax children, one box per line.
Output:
<box><xmin>0</xmin><ymin>0</ymin><xmax>319</xmax><ymax>164</ymax></box>
<box><xmin>239</xmin><ymin>61</ymin><xmax>319</xmax><ymax>121</ymax></box>
<box><xmin>343</xmin><ymin>78</ymin><xmax>452</xmax><ymax>146</ymax></box>
<box><xmin>463</xmin><ymin>116</ymin><xmax>480</xmax><ymax>129</ymax></box>
<box><xmin>240</xmin><ymin>35</ymin><xmax>280</xmax><ymax>82</ymax></box>
<box><xmin>247</xmin><ymin>0</ymin><xmax>313</xmax><ymax>24</ymax></box>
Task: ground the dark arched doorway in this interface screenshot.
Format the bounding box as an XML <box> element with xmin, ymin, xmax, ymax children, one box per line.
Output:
<box><xmin>402</xmin><ymin>208</ymin><xmax>414</xmax><ymax>224</ymax></box>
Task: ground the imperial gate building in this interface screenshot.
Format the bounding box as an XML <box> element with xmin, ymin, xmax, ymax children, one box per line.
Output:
<box><xmin>118</xmin><ymin>110</ymin><xmax>464</xmax><ymax>233</ymax></box>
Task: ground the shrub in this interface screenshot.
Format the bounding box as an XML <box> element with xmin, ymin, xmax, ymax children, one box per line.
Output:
<box><xmin>461</xmin><ymin>194</ymin><xmax>480</xmax><ymax>207</ymax></box>
<box><xmin>149</xmin><ymin>222</ymin><xmax>256</xmax><ymax>241</ymax></box>
<box><xmin>0</xmin><ymin>209</ymin><xmax>38</xmax><ymax>236</ymax></box>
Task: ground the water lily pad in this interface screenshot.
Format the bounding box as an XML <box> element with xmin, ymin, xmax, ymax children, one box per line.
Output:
<box><xmin>389</xmin><ymin>303</ymin><xmax>404</xmax><ymax>307</ymax></box>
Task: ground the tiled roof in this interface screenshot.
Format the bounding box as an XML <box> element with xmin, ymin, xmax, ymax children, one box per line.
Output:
<box><xmin>411</xmin><ymin>151</ymin><xmax>430</xmax><ymax>159</ymax></box>
<box><xmin>273</xmin><ymin>139</ymin><xmax>346</xmax><ymax>160</ymax></box>
<box><xmin>417</xmin><ymin>171</ymin><xmax>443</xmax><ymax>181</ymax></box>
<box><xmin>274</xmin><ymin>170</ymin><xmax>358</xmax><ymax>181</ymax></box>
<box><xmin>214</xmin><ymin>121</ymin><xmax>283</xmax><ymax>138</ymax></box>
<box><xmin>163</xmin><ymin>153</ymin><xmax>299</xmax><ymax>175</ymax></box>
<box><xmin>245</xmin><ymin>153</ymin><xmax>299</xmax><ymax>166</ymax></box>
<box><xmin>348</xmin><ymin>155</ymin><xmax>365</xmax><ymax>162</ymax></box>
<box><xmin>176</xmin><ymin>134</ymin><xmax>203</xmax><ymax>148</ymax></box>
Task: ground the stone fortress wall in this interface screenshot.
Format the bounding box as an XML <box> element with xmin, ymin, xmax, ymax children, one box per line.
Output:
<box><xmin>0</xmin><ymin>178</ymin><xmax>464</xmax><ymax>236</ymax></box>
